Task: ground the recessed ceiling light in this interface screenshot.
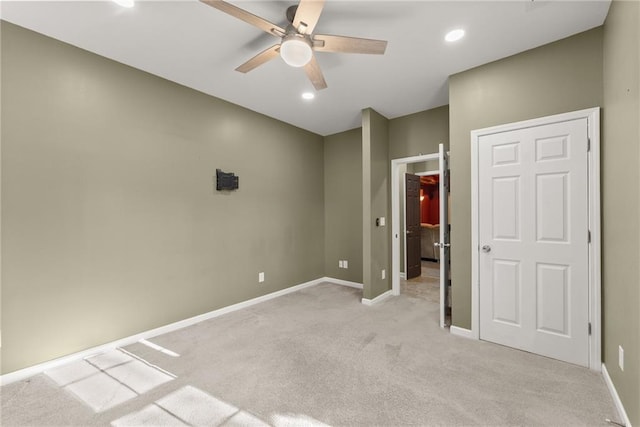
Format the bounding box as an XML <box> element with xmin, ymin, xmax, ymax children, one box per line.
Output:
<box><xmin>113</xmin><ymin>0</ymin><xmax>134</xmax><ymax>8</ymax></box>
<box><xmin>302</xmin><ymin>92</ymin><xmax>315</xmax><ymax>100</ymax></box>
<box><xmin>445</xmin><ymin>29</ymin><xmax>465</xmax><ymax>42</ymax></box>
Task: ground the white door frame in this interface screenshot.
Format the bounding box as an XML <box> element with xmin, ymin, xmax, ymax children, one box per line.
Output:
<box><xmin>391</xmin><ymin>153</ymin><xmax>439</xmax><ymax>296</ymax></box>
<box><xmin>470</xmin><ymin>107</ymin><xmax>601</xmax><ymax>371</ymax></box>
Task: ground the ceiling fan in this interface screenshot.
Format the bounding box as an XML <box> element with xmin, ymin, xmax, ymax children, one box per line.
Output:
<box><xmin>200</xmin><ymin>0</ymin><xmax>388</xmax><ymax>90</ymax></box>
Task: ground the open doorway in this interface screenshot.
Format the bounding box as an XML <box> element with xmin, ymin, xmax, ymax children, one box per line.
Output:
<box><xmin>405</xmin><ymin>172</ymin><xmax>440</xmax><ymax>278</ymax></box>
<box><xmin>402</xmin><ymin>172</ymin><xmax>441</xmax><ymax>306</ymax></box>
<box><xmin>391</xmin><ymin>145</ymin><xmax>450</xmax><ymax>327</ymax></box>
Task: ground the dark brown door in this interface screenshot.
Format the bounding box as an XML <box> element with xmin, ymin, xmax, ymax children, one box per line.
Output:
<box><xmin>406</xmin><ymin>173</ymin><xmax>421</xmax><ymax>279</ymax></box>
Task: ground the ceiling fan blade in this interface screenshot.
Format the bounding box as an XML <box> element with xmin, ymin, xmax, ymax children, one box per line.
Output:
<box><xmin>235</xmin><ymin>44</ymin><xmax>281</xmax><ymax>73</ymax></box>
<box><xmin>313</xmin><ymin>34</ymin><xmax>387</xmax><ymax>54</ymax></box>
<box><xmin>304</xmin><ymin>54</ymin><xmax>327</xmax><ymax>91</ymax></box>
<box><xmin>200</xmin><ymin>0</ymin><xmax>286</xmax><ymax>37</ymax></box>
<box><xmin>293</xmin><ymin>0</ymin><xmax>325</xmax><ymax>34</ymax></box>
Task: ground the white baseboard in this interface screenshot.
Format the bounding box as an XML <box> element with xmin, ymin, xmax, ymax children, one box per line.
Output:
<box><xmin>324</xmin><ymin>277</ymin><xmax>363</xmax><ymax>289</ymax></box>
<box><xmin>399</xmin><ymin>272</ymin><xmax>406</xmax><ymax>280</ymax></box>
<box><xmin>0</xmin><ymin>276</ymin><xmax>328</xmax><ymax>386</ymax></box>
<box><xmin>602</xmin><ymin>363</ymin><xmax>632</xmax><ymax>427</ymax></box>
<box><xmin>361</xmin><ymin>289</ymin><xmax>393</xmax><ymax>306</ymax></box>
<box><xmin>450</xmin><ymin>326</ymin><xmax>476</xmax><ymax>339</ymax></box>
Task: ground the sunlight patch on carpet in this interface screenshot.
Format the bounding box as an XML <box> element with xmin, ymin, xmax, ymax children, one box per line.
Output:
<box><xmin>44</xmin><ymin>349</ymin><xmax>175</xmax><ymax>412</ymax></box>
<box><xmin>156</xmin><ymin>385</ymin><xmax>238</xmax><ymax>425</ymax></box>
<box><xmin>270</xmin><ymin>413</ymin><xmax>331</xmax><ymax>427</ymax></box>
<box><xmin>111</xmin><ymin>404</ymin><xmax>187</xmax><ymax>426</ymax></box>
<box><xmin>139</xmin><ymin>339</ymin><xmax>180</xmax><ymax>357</ymax></box>
<box><xmin>111</xmin><ymin>385</ymin><xmax>271</xmax><ymax>426</ymax></box>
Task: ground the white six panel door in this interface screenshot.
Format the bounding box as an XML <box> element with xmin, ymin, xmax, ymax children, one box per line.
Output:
<box><xmin>478</xmin><ymin>118</ymin><xmax>589</xmax><ymax>367</ymax></box>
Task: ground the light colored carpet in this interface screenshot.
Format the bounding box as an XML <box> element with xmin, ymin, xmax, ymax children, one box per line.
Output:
<box><xmin>1</xmin><ymin>282</ymin><xmax>618</xmax><ymax>426</ymax></box>
<box><xmin>401</xmin><ymin>261</ymin><xmax>440</xmax><ymax>303</ymax></box>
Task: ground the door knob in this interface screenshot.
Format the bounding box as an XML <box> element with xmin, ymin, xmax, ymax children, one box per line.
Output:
<box><xmin>482</xmin><ymin>245</ymin><xmax>491</xmax><ymax>253</ymax></box>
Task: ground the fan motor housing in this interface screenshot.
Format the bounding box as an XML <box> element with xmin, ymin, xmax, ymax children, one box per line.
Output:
<box><xmin>286</xmin><ymin>5</ymin><xmax>298</xmax><ymax>23</ymax></box>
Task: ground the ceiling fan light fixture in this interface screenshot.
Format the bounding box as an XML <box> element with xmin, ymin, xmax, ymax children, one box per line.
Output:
<box><xmin>280</xmin><ymin>36</ymin><xmax>313</xmax><ymax>68</ymax></box>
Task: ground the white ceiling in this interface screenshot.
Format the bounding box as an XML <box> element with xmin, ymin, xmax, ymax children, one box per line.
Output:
<box><xmin>1</xmin><ymin>0</ymin><xmax>611</xmax><ymax>136</ymax></box>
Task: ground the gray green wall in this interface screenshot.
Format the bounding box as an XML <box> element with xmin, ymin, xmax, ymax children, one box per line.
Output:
<box><xmin>448</xmin><ymin>27</ymin><xmax>603</xmax><ymax>329</ymax></box>
<box><xmin>1</xmin><ymin>22</ymin><xmax>325</xmax><ymax>374</ymax></box>
<box><xmin>602</xmin><ymin>0</ymin><xmax>639</xmax><ymax>424</ymax></box>
<box><xmin>389</xmin><ymin>105</ymin><xmax>449</xmax><ymax>160</ymax></box>
<box><xmin>324</xmin><ymin>128</ymin><xmax>363</xmax><ymax>283</ymax></box>
<box><xmin>362</xmin><ymin>108</ymin><xmax>390</xmax><ymax>299</ymax></box>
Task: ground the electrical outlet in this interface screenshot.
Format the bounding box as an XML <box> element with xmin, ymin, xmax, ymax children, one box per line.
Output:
<box><xmin>619</xmin><ymin>345</ymin><xmax>624</xmax><ymax>371</ymax></box>
<box><xmin>338</xmin><ymin>260</ymin><xmax>344</xmax><ymax>268</ymax></box>
<box><xmin>343</xmin><ymin>260</ymin><xmax>348</xmax><ymax>269</ymax></box>
<box><xmin>381</xmin><ymin>269</ymin><xmax>386</xmax><ymax>279</ymax></box>
<box><xmin>258</xmin><ymin>272</ymin><xmax>265</xmax><ymax>283</ymax></box>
